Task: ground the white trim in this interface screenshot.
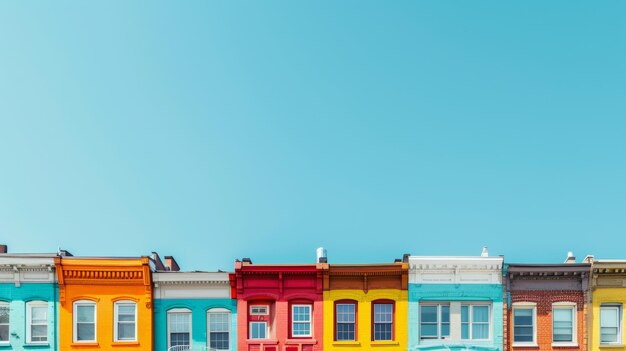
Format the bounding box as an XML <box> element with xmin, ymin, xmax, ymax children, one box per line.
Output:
<box><xmin>250</xmin><ymin>305</ymin><xmax>269</xmax><ymax>316</ymax></box>
<box><xmin>207</xmin><ymin>308</ymin><xmax>231</xmax><ymax>351</ymax></box>
<box><xmin>419</xmin><ymin>303</ymin><xmax>450</xmax><ymax>340</ymax></box>
<box><xmin>113</xmin><ymin>300</ymin><xmax>137</xmax><ymax>342</ymax></box>
<box><xmin>249</xmin><ymin>321</ymin><xmax>268</xmax><ymax>339</ymax></box>
<box><xmin>461</xmin><ymin>303</ymin><xmax>492</xmax><ymax>341</ymax></box>
<box><xmin>552</xmin><ymin>302</ymin><xmax>577</xmax><ymax>346</ymax></box>
<box><xmin>73</xmin><ymin>300</ymin><xmax>97</xmax><ymax>343</ymax></box>
<box><xmin>600</xmin><ymin>304</ymin><xmax>623</xmax><ymax>345</ymax></box>
<box><xmin>167</xmin><ymin>308</ymin><xmax>192</xmax><ymax>349</ymax></box>
<box><xmin>26</xmin><ymin>301</ymin><xmax>48</xmax><ymax>344</ymax></box>
<box><xmin>512</xmin><ymin>302</ymin><xmax>537</xmax><ymax>347</ymax></box>
<box><xmin>291</xmin><ymin>304</ymin><xmax>312</xmax><ymax>337</ymax></box>
<box><xmin>0</xmin><ymin>301</ymin><xmax>9</xmax><ymax>344</ymax></box>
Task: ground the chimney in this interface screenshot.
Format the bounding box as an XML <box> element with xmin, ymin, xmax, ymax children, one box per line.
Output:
<box><xmin>316</xmin><ymin>247</ymin><xmax>327</xmax><ymax>263</ymax></box>
<box><xmin>151</xmin><ymin>252</ymin><xmax>166</xmax><ymax>271</ymax></box>
<box><xmin>403</xmin><ymin>253</ymin><xmax>410</xmax><ymax>263</ymax></box>
<box><xmin>0</xmin><ymin>244</ymin><xmax>6</xmax><ymax>254</ymax></box>
<box><xmin>583</xmin><ymin>255</ymin><xmax>594</xmax><ymax>264</ymax></box>
<box><xmin>564</xmin><ymin>251</ymin><xmax>576</xmax><ymax>264</ymax></box>
<box><xmin>242</xmin><ymin>258</ymin><xmax>253</xmax><ymax>264</ymax></box>
<box><xmin>481</xmin><ymin>246</ymin><xmax>489</xmax><ymax>257</ymax></box>
<box><xmin>164</xmin><ymin>256</ymin><xmax>180</xmax><ymax>272</ymax></box>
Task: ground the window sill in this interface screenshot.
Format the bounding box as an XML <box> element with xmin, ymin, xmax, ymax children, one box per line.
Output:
<box><xmin>370</xmin><ymin>341</ymin><xmax>399</xmax><ymax>346</ymax></box>
<box><xmin>286</xmin><ymin>339</ymin><xmax>317</xmax><ymax>344</ymax></box>
<box><xmin>24</xmin><ymin>343</ymin><xmax>51</xmax><ymax>348</ymax></box>
<box><xmin>246</xmin><ymin>339</ymin><xmax>278</xmax><ymax>344</ymax></box>
<box><xmin>112</xmin><ymin>341</ymin><xmax>140</xmax><ymax>347</ymax></box>
<box><xmin>512</xmin><ymin>343</ymin><xmax>539</xmax><ymax>348</ymax></box>
<box><xmin>332</xmin><ymin>341</ymin><xmax>361</xmax><ymax>346</ymax></box>
<box><xmin>552</xmin><ymin>343</ymin><xmax>578</xmax><ymax>348</ymax></box>
<box><xmin>70</xmin><ymin>342</ymin><xmax>100</xmax><ymax>348</ymax></box>
<box><xmin>600</xmin><ymin>344</ymin><xmax>625</xmax><ymax>348</ymax></box>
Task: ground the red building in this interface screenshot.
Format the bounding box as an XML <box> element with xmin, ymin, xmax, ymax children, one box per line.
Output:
<box><xmin>234</xmin><ymin>258</ymin><xmax>324</xmax><ymax>351</ymax></box>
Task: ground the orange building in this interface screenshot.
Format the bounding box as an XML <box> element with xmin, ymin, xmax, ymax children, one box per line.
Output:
<box><xmin>54</xmin><ymin>256</ymin><xmax>153</xmax><ymax>351</ymax></box>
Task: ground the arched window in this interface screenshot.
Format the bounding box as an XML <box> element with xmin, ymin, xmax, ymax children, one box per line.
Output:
<box><xmin>26</xmin><ymin>301</ymin><xmax>48</xmax><ymax>343</ymax></box>
<box><xmin>207</xmin><ymin>308</ymin><xmax>231</xmax><ymax>350</ymax></box>
<box><xmin>168</xmin><ymin>308</ymin><xmax>192</xmax><ymax>348</ymax></box>
<box><xmin>0</xmin><ymin>301</ymin><xmax>9</xmax><ymax>344</ymax></box>
<box><xmin>372</xmin><ymin>300</ymin><xmax>394</xmax><ymax>341</ymax></box>
<box><xmin>335</xmin><ymin>300</ymin><xmax>357</xmax><ymax>341</ymax></box>
<box><xmin>114</xmin><ymin>300</ymin><xmax>137</xmax><ymax>342</ymax></box>
<box><xmin>73</xmin><ymin>300</ymin><xmax>97</xmax><ymax>342</ymax></box>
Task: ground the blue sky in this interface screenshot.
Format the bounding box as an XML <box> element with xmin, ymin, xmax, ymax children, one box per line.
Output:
<box><xmin>1</xmin><ymin>1</ymin><xmax>625</xmax><ymax>271</ymax></box>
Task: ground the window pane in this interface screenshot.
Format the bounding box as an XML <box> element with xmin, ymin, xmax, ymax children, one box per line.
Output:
<box><xmin>77</xmin><ymin>305</ymin><xmax>95</xmax><ymax>323</ymax></box>
<box><xmin>0</xmin><ymin>306</ymin><xmax>8</xmax><ymax>324</ymax></box>
<box><xmin>421</xmin><ymin>306</ymin><xmax>438</xmax><ymax>323</ymax></box>
<box><xmin>441</xmin><ymin>323</ymin><xmax>450</xmax><ymax>337</ymax></box>
<box><xmin>473</xmin><ymin>324</ymin><xmax>489</xmax><ymax>339</ymax></box>
<box><xmin>337</xmin><ymin>304</ymin><xmax>355</xmax><ymax>323</ymax></box>
<box><xmin>293</xmin><ymin>322</ymin><xmax>311</xmax><ymax>336</ymax></box>
<box><xmin>336</xmin><ymin>322</ymin><xmax>355</xmax><ymax>341</ymax></box>
<box><xmin>251</xmin><ymin>322</ymin><xmax>267</xmax><ymax>339</ymax></box>
<box><xmin>374</xmin><ymin>323</ymin><xmax>392</xmax><ymax>341</ymax></box>
<box><xmin>553</xmin><ymin>308</ymin><xmax>573</xmax><ymax>342</ymax></box>
<box><xmin>461</xmin><ymin>306</ymin><xmax>469</xmax><ymax>323</ymax></box>
<box><xmin>461</xmin><ymin>323</ymin><xmax>469</xmax><ymax>339</ymax></box>
<box><xmin>0</xmin><ymin>325</ymin><xmax>8</xmax><ymax>342</ymax></box>
<box><xmin>170</xmin><ymin>313</ymin><xmax>191</xmax><ymax>333</ymax></box>
<box><xmin>601</xmin><ymin>308</ymin><xmax>618</xmax><ymax>327</ymax></box>
<box><xmin>210</xmin><ymin>331</ymin><xmax>229</xmax><ymax>350</ymax></box>
<box><xmin>293</xmin><ymin>306</ymin><xmax>311</xmax><ymax>322</ymax></box>
<box><xmin>601</xmin><ymin>327</ymin><xmax>619</xmax><ymax>343</ymax></box>
<box><xmin>77</xmin><ymin>323</ymin><xmax>95</xmax><ymax>341</ymax></box>
<box><xmin>374</xmin><ymin>304</ymin><xmax>393</xmax><ymax>323</ymax></box>
<box><xmin>170</xmin><ymin>332</ymin><xmax>190</xmax><ymax>347</ymax></box>
<box><xmin>514</xmin><ymin>326</ymin><xmax>533</xmax><ymax>342</ymax></box>
<box><xmin>32</xmin><ymin>324</ymin><xmax>48</xmax><ymax>338</ymax></box>
<box><xmin>420</xmin><ymin>324</ymin><xmax>438</xmax><ymax>337</ymax></box>
<box><xmin>118</xmin><ymin>323</ymin><xmax>135</xmax><ymax>340</ymax></box>
<box><xmin>32</xmin><ymin>306</ymin><xmax>47</xmax><ymax>323</ymax></box>
<box><xmin>473</xmin><ymin>306</ymin><xmax>489</xmax><ymax>323</ymax></box>
<box><xmin>441</xmin><ymin>306</ymin><xmax>450</xmax><ymax>323</ymax></box>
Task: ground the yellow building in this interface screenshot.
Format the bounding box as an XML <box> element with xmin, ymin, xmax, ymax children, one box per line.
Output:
<box><xmin>55</xmin><ymin>256</ymin><xmax>153</xmax><ymax>351</ymax></box>
<box><xmin>590</xmin><ymin>260</ymin><xmax>626</xmax><ymax>351</ymax></box>
<box><xmin>322</xmin><ymin>262</ymin><xmax>408</xmax><ymax>351</ymax></box>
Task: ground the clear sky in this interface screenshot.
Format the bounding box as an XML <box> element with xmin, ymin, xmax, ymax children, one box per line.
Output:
<box><xmin>1</xmin><ymin>1</ymin><xmax>625</xmax><ymax>271</ymax></box>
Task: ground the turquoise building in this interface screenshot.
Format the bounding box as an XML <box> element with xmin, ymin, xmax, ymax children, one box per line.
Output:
<box><xmin>152</xmin><ymin>254</ymin><xmax>236</xmax><ymax>351</ymax></box>
<box><xmin>407</xmin><ymin>250</ymin><xmax>504</xmax><ymax>351</ymax></box>
<box><xmin>0</xmin><ymin>252</ymin><xmax>59</xmax><ymax>351</ymax></box>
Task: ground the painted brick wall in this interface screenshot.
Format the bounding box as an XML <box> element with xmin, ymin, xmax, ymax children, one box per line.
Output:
<box><xmin>0</xmin><ymin>283</ymin><xmax>58</xmax><ymax>351</ymax></box>
<box><xmin>507</xmin><ymin>290</ymin><xmax>586</xmax><ymax>351</ymax></box>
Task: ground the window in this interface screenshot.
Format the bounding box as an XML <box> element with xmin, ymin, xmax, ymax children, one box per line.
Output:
<box><xmin>168</xmin><ymin>308</ymin><xmax>192</xmax><ymax>348</ymax></box>
<box><xmin>250</xmin><ymin>321</ymin><xmax>267</xmax><ymax>339</ymax></box>
<box><xmin>461</xmin><ymin>304</ymin><xmax>490</xmax><ymax>340</ymax></box>
<box><xmin>250</xmin><ymin>305</ymin><xmax>268</xmax><ymax>315</ymax></box>
<box><xmin>553</xmin><ymin>303</ymin><xmax>576</xmax><ymax>344</ymax></box>
<box><xmin>420</xmin><ymin>304</ymin><xmax>450</xmax><ymax>340</ymax></box>
<box><xmin>208</xmin><ymin>308</ymin><xmax>231</xmax><ymax>350</ymax></box>
<box><xmin>336</xmin><ymin>303</ymin><xmax>356</xmax><ymax>341</ymax></box>
<box><xmin>512</xmin><ymin>303</ymin><xmax>536</xmax><ymax>345</ymax></box>
<box><xmin>73</xmin><ymin>300</ymin><xmax>96</xmax><ymax>342</ymax></box>
<box><xmin>373</xmin><ymin>303</ymin><xmax>393</xmax><ymax>341</ymax></box>
<box><xmin>0</xmin><ymin>302</ymin><xmax>8</xmax><ymax>343</ymax></box>
<box><xmin>600</xmin><ymin>305</ymin><xmax>622</xmax><ymax>344</ymax></box>
<box><xmin>27</xmin><ymin>301</ymin><xmax>48</xmax><ymax>343</ymax></box>
<box><xmin>114</xmin><ymin>301</ymin><xmax>137</xmax><ymax>342</ymax></box>
<box><xmin>292</xmin><ymin>305</ymin><xmax>312</xmax><ymax>337</ymax></box>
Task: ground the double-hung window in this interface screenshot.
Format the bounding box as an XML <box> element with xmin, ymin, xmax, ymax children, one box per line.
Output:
<box><xmin>461</xmin><ymin>304</ymin><xmax>490</xmax><ymax>340</ymax></box>
<box><xmin>336</xmin><ymin>302</ymin><xmax>356</xmax><ymax>341</ymax></box>
<box><xmin>0</xmin><ymin>302</ymin><xmax>9</xmax><ymax>344</ymax></box>
<box><xmin>168</xmin><ymin>308</ymin><xmax>192</xmax><ymax>348</ymax></box>
<box><xmin>600</xmin><ymin>305</ymin><xmax>622</xmax><ymax>344</ymax></box>
<box><xmin>208</xmin><ymin>308</ymin><xmax>231</xmax><ymax>350</ymax></box>
<box><xmin>420</xmin><ymin>304</ymin><xmax>450</xmax><ymax>340</ymax></box>
<box><xmin>73</xmin><ymin>300</ymin><xmax>96</xmax><ymax>342</ymax></box>
<box><xmin>373</xmin><ymin>302</ymin><xmax>394</xmax><ymax>341</ymax></box>
<box><xmin>292</xmin><ymin>305</ymin><xmax>312</xmax><ymax>337</ymax></box>
<box><xmin>114</xmin><ymin>301</ymin><xmax>137</xmax><ymax>342</ymax></box>
<box><xmin>552</xmin><ymin>303</ymin><xmax>576</xmax><ymax>344</ymax></box>
<box><xmin>27</xmin><ymin>301</ymin><xmax>48</xmax><ymax>343</ymax></box>
<box><xmin>512</xmin><ymin>303</ymin><xmax>536</xmax><ymax>345</ymax></box>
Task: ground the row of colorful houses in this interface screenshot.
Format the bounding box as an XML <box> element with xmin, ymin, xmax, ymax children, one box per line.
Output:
<box><xmin>1</xmin><ymin>244</ymin><xmax>626</xmax><ymax>351</ymax></box>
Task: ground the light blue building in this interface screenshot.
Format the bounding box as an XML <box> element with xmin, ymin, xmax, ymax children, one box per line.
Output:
<box><xmin>152</xmin><ymin>254</ymin><xmax>237</xmax><ymax>351</ymax></box>
<box><xmin>407</xmin><ymin>249</ymin><xmax>504</xmax><ymax>351</ymax></box>
<box><xmin>0</xmin><ymin>250</ymin><xmax>60</xmax><ymax>351</ymax></box>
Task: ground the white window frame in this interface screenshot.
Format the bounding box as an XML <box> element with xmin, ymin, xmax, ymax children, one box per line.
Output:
<box><xmin>0</xmin><ymin>301</ymin><xmax>9</xmax><ymax>345</ymax></box>
<box><xmin>113</xmin><ymin>300</ymin><xmax>137</xmax><ymax>342</ymax></box>
<box><xmin>207</xmin><ymin>308</ymin><xmax>231</xmax><ymax>351</ymax></box>
<box><xmin>26</xmin><ymin>301</ymin><xmax>48</xmax><ymax>344</ymax></box>
<box><xmin>73</xmin><ymin>300</ymin><xmax>97</xmax><ymax>343</ymax></box>
<box><xmin>419</xmin><ymin>303</ymin><xmax>450</xmax><ymax>340</ymax></box>
<box><xmin>250</xmin><ymin>305</ymin><xmax>269</xmax><ymax>316</ymax></box>
<box><xmin>552</xmin><ymin>302</ymin><xmax>577</xmax><ymax>346</ymax></box>
<box><xmin>167</xmin><ymin>308</ymin><xmax>192</xmax><ymax>348</ymax></box>
<box><xmin>291</xmin><ymin>304</ymin><xmax>312</xmax><ymax>337</ymax></box>
<box><xmin>512</xmin><ymin>302</ymin><xmax>537</xmax><ymax>347</ymax></box>
<box><xmin>249</xmin><ymin>321</ymin><xmax>268</xmax><ymax>339</ymax></box>
<box><xmin>600</xmin><ymin>304</ymin><xmax>623</xmax><ymax>345</ymax></box>
<box><xmin>461</xmin><ymin>303</ymin><xmax>492</xmax><ymax>341</ymax></box>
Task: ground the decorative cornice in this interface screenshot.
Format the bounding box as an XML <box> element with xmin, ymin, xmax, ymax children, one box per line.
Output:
<box><xmin>155</xmin><ymin>280</ymin><xmax>230</xmax><ymax>286</ymax></box>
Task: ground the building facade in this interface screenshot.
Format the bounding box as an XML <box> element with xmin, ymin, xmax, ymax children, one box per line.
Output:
<box><xmin>153</xmin><ymin>254</ymin><xmax>237</xmax><ymax>351</ymax></box>
<box><xmin>590</xmin><ymin>260</ymin><xmax>626</xmax><ymax>351</ymax></box>
<box><xmin>0</xmin><ymin>251</ymin><xmax>59</xmax><ymax>351</ymax></box>
<box><xmin>408</xmin><ymin>253</ymin><xmax>504</xmax><ymax>351</ymax></box>
<box><xmin>234</xmin><ymin>259</ymin><xmax>324</xmax><ymax>351</ymax></box>
<box><xmin>505</xmin><ymin>262</ymin><xmax>590</xmax><ymax>351</ymax></box>
<box><xmin>55</xmin><ymin>256</ymin><xmax>153</xmax><ymax>351</ymax></box>
<box><xmin>321</xmin><ymin>262</ymin><xmax>409</xmax><ymax>351</ymax></box>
